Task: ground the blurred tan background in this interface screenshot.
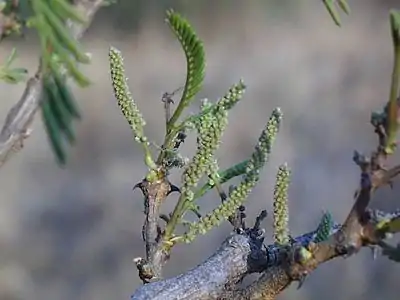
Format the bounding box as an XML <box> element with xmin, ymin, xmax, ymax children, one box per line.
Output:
<box><xmin>1</xmin><ymin>0</ymin><xmax>400</xmax><ymax>299</ymax></box>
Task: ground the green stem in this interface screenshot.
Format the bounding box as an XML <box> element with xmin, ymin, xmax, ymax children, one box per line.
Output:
<box><xmin>143</xmin><ymin>142</ymin><xmax>157</xmax><ymax>170</ymax></box>
<box><xmin>156</xmin><ymin>103</ymin><xmax>222</xmax><ymax>165</ymax></box>
<box><xmin>163</xmin><ymin>191</ymin><xmax>188</xmax><ymax>242</ymax></box>
<box><xmin>163</xmin><ymin>159</ymin><xmax>249</xmax><ymax>242</ymax></box>
<box><xmin>166</xmin><ymin>95</ymin><xmax>188</xmax><ymax>133</ymax></box>
<box><xmin>155</xmin><ymin>129</ymin><xmax>177</xmax><ymax>165</ymax></box>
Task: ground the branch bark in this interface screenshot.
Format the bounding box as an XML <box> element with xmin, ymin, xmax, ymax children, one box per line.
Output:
<box><xmin>0</xmin><ymin>0</ymin><xmax>104</xmax><ymax>167</ymax></box>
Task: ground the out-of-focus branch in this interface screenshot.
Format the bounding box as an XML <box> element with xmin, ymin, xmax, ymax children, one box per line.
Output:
<box><xmin>0</xmin><ymin>0</ymin><xmax>104</xmax><ymax>167</ymax></box>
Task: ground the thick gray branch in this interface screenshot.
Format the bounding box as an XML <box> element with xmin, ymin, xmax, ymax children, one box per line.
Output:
<box><xmin>0</xmin><ymin>0</ymin><xmax>103</xmax><ymax>168</ymax></box>
<box><xmin>131</xmin><ymin>234</ymin><xmax>259</xmax><ymax>300</ymax></box>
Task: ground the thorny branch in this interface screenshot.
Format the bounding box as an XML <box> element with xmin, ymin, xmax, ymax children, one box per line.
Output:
<box><xmin>0</xmin><ymin>0</ymin><xmax>104</xmax><ymax>168</ymax></box>
<box><xmin>133</xmin><ymin>173</ymin><xmax>180</xmax><ymax>282</ymax></box>
<box><xmin>131</xmin><ymin>89</ymin><xmax>400</xmax><ymax>300</ymax></box>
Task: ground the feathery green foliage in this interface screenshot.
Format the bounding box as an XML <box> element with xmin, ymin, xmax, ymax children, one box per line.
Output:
<box><xmin>0</xmin><ymin>48</ymin><xmax>27</xmax><ymax>84</ymax></box>
<box><xmin>0</xmin><ymin>0</ymin><xmax>90</xmax><ymax>165</ymax></box>
<box><xmin>27</xmin><ymin>0</ymin><xmax>92</xmax><ymax>166</ymax></box>
<box><xmin>29</xmin><ymin>0</ymin><xmax>90</xmax><ymax>86</ymax></box>
<box><xmin>181</xmin><ymin>108</ymin><xmax>283</xmax><ymax>243</ymax></box>
<box><xmin>40</xmin><ymin>73</ymin><xmax>81</xmax><ymax>165</ymax></box>
<box><xmin>164</xmin><ymin>10</ymin><xmax>205</xmax><ymax>130</ymax></box>
<box><xmin>109</xmin><ymin>47</ymin><xmax>156</xmax><ymax>170</ymax></box>
<box><xmin>273</xmin><ymin>163</ymin><xmax>291</xmax><ymax>245</ymax></box>
<box><xmin>153</xmin><ymin>10</ymin><xmax>206</xmax><ymax>169</ymax></box>
<box><xmin>322</xmin><ymin>0</ymin><xmax>350</xmax><ymax>27</ymax></box>
<box><xmin>314</xmin><ymin>211</ymin><xmax>335</xmax><ymax>243</ymax></box>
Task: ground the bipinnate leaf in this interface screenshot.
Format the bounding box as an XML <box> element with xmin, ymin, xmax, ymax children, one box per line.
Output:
<box><xmin>165</xmin><ymin>10</ymin><xmax>205</xmax><ymax>127</ymax></box>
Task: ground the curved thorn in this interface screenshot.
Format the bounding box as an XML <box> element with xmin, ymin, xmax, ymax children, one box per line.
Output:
<box><xmin>297</xmin><ymin>273</ymin><xmax>308</xmax><ymax>290</ymax></box>
<box><xmin>160</xmin><ymin>214</ymin><xmax>170</xmax><ymax>223</ymax></box>
<box><xmin>168</xmin><ymin>183</ymin><xmax>181</xmax><ymax>195</ymax></box>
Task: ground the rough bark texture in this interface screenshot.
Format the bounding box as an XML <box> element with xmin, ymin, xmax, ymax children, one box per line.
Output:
<box><xmin>132</xmin><ymin>234</ymin><xmax>255</xmax><ymax>300</ymax></box>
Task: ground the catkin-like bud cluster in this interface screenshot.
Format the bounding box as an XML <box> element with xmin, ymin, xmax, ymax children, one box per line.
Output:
<box><xmin>217</xmin><ymin>80</ymin><xmax>246</xmax><ymax>110</ymax></box>
<box><xmin>314</xmin><ymin>211</ymin><xmax>335</xmax><ymax>243</ymax></box>
<box><xmin>109</xmin><ymin>47</ymin><xmax>147</xmax><ymax>143</ymax></box>
<box><xmin>207</xmin><ymin>159</ymin><xmax>220</xmax><ymax>186</ymax></box>
<box><xmin>181</xmin><ymin>82</ymin><xmax>246</xmax><ymax>197</ymax></box>
<box><xmin>273</xmin><ymin>163</ymin><xmax>291</xmax><ymax>245</ymax></box>
<box><xmin>181</xmin><ymin>101</ymin><xmax>217</xmax><ymax>189</ymax></box>
<box><xmin>183</xmin><ymin>107</ymin><xmax>283</xmax><ymax>243</ymax></box>
<box><xmin>246</xmin><ymin>108</ymin><xmax>282</xmax><ymax>175</ymax></box>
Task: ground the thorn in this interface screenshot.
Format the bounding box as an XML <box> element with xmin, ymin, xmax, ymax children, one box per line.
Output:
<box><xmin>168</xmin><ymin>183</ymin><xmax>181</xmax><ymax>195</ymax></box>
<box><xmin>253</xmin><ymin>209</ymin><xmax>268</xmax><ymax>230</ymax></box>
<box><xmin>159</xmin><ymin>214</ymin><xmax>170</xmax><ymax>223</ymax></box>
<box><xmin>133</xmin><ymin>181</ymin><xmax>144</xmax><ymax>192</ymax></box>
<box><xmin>297</xmin><ymin>272</ymin><xmax>308</xmax><ymax>289</ymax></box>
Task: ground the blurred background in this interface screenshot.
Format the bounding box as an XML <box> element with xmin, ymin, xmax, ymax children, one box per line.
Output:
<box><xmin>0</xmin><ymin>0</ymin><xmax>400</xmax><ymax>299</ymax></box>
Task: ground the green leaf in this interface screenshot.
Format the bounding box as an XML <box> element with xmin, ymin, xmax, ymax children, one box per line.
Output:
<box><xmin>0</xmin><ymin>67</ymin><xmax>28</xmax><ymax>84</ymax></box>
<box><xmin>53</xmin><ymin>72</ymin><xmax>81</xmax><ymax>119</ymax></box>
<box><xmin>0</xmin><ymin>49</ymin><xmax>28</xmax><ymax>84</ymax></box>
<box><xmin>384</xmin><ymin>10</ymin><xmax>400</xmax><ymax>154</ymax></box>
<box><xmin>41</xmin><ymin>78</ymin><xmax>67</xmax><ymax>166</ymax></box>
<box><xmin>322</xmin><ymin>0</ymin><xmax>350</xmax><ymax>27</ymax></box>
<box><xmin>30</xmin><ymin>0</ymin><xmax>91</xmax><ymax>87</ymax></box>
<box><xmin>44</xmin><ymin>76</ymin><xmax>76</xmax><ymax>144</ymax></box>
<box><xmin>390</xmin><ymin>10</ymin><xmax>400</xmax><ymax>45</ymax></box>
<box><xmin>39</xmin><ymin>0</ymin><xmax>90</xmax><ymax>64</ymax></box>
<box><xmin>165</xmin><ymin>9</ymin><xmax>205</xmax><ymax>128</ymax></box>
<box><xmin>338</xmin><ymin>0</ymin><xmax>350</xmax><ymax>15</ymax></box>
<box><xmin>40</xmin><ymin>74</ymin><xmax>81</xmax><ymax>166</ymax></box>
<box><xmin>49</xmin><ymin>0</ymin><xmax>88</xmax><ymax>24</ymax></box>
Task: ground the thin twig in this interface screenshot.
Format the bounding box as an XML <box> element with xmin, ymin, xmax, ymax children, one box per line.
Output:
<box><xmin>162</xmin><ymin>86</ymin><xmax>182</xmax><ymax>128</ymax></box>
<box><xmin>133</xmin><ymin>173</ymin><xmax>179</xmax><ymax>283</ymax></box>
